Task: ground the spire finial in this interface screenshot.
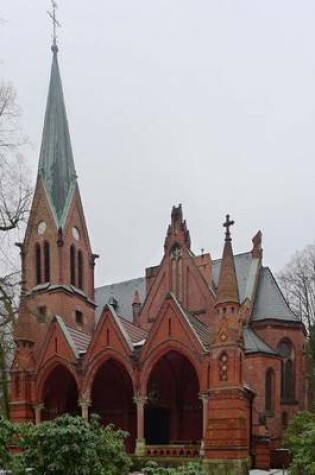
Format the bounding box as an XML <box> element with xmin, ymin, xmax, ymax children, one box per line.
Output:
<box><xmin>48</xmin><ymin>0</ymin><xmax>61</xmax><ymax>53</ymax></box>
<box><xmin>223</xmin><ymin>214</ymin><xmax>234</xmax><ymax>242</ymax></box>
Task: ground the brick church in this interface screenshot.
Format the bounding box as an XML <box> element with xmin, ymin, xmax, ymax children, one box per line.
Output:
<box><xmin>10</xmin><ymin>42</ymin><xmax>307</xmax><ymax>473</ymax></box>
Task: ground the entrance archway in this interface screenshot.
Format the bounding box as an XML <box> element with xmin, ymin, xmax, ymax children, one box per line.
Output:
<box><xmin>42</xmin><ymin>365</ymin><xmax>79</xmax><ymax>420</ymax></box>
<box><xmin>145</xmin><ymin>350</ymin><xmax>202</xmax><ymax>444</ymax></box>
<box><xmin>90</xmin><ymin>359</ymin><xmax>136</xmax><ymax>452</ymax></box>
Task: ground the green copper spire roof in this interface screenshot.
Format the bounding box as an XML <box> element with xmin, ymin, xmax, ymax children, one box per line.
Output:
<box><xmin>38</xmin><ymin>48</ymin><xmax>77</xmax><ymax>226</ymax></box>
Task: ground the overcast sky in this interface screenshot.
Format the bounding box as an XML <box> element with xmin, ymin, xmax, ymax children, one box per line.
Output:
<box><xmin>1</xmin><ymin>1</ymin><xmax>315</xmax><ymax>286</ymax></box>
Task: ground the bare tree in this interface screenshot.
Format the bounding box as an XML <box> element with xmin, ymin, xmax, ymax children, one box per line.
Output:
<box><xmin>278</xmin><ymin>243</ymin><xmax>315</xmax><ymax>410</ymax></box>
<box><xmin>278</xmin><ymin>243</ymin><xmax>315</xmax><ymax>330</ymax></box>
<box><xmin>0</xmin><ymin>82</ymin><xmax>31</xmax><ymax>415</ymax></box>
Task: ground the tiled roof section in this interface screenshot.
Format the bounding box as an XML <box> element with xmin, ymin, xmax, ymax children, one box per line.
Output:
<box><xmin>185</xmin><ymin>313</ymin><xmax>210</xmax><ymax>349</ymax></box>
<box><xmin>65</xmin><ymin>324</ymin><xmax>91</xmax><ymax>353</ymax></box>
<box><xmin>212</xmin><ymin>252</ymin><xmax>252</xmax><ymax>303</ymax></box>
<box><xmin>38</xmin><ymin>50</ymin><xmax>77</xmax><ymax>226</ymax></box>
<box><xmin>119</xmin><ymin>317</ymin><xmax>148</xmax><ymax>344</ymax></box>
<box><xmin>95</xmin><ymin>277</ymin><xmax>145</xmax><ymax>322</ymax></box>
<box><xmin>252</xmin><ymin>267</ymin><xmax>299</xmax><ymax>323</ymax></box>
<box><xmin>243</xmin><ymin>326</ymin><xmax>276</xmax><ymax>355</ymax></box>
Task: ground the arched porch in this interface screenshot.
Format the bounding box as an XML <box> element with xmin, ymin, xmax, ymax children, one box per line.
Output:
<box><xmin>90</xmin><ymin>358</ymin><xmax>136</xmax><ymax>453</ymax></box>
<box><xmin>41</xmin><ymin>364</ymin><xmax>79</xmax><ymax>420</ymax></box>
<box><xmin>143</xmin><ymin>350</ymin><xmax>202</xmax><ymax>457</ymax></box>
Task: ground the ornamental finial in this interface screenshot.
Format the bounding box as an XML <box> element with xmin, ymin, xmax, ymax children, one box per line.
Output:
<box><xmin>47</xmin><ymin>0</ymin><xmax>61</xmax><ymax>53</ymax></box>
<box><xmin>223</xmin><ymin>214</ymin><xmax>235</xmax><ymax>242</ymax></box>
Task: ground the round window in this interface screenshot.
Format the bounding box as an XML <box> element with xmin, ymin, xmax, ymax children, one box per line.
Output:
<box><xmin>37</xmin><ymin>221</ymin><xmax>46</xmax><ymax>235</ymax></box>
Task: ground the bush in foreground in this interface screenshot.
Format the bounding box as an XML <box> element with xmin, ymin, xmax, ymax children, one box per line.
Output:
<box><xmin>143</xmin><ymin>460</ymin><xmax>206</xmax><ymax>475</ymax></box>
<box><xmin>285</xmin><ymin>411</ymin><xmax>315</xmax><ymax>475</ymax></box>
<box><xmin>0</xmin><ymin>414</ymin><xmax>131</xmax><ymax>475</ymax></box>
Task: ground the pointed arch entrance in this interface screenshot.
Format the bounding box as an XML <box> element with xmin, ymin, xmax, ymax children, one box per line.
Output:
<box><xmin>145</xmin><ymin>350</ymin><xmax>202</xmax><ymax>445</ymax></box>
<box><xmin>41</xmin><ymin>364</ymin><xmax>79</xmax><ymax>420</ymax></box>
<box><xmin>90</xmin><ymin>358</ymin><xmax>136</xmax><ymax>452</ymax></box>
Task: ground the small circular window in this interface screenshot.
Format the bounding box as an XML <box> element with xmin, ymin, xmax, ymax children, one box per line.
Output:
<box><xmin>72</xmin><ymin>226</ymin><xmax>80</xmax><ymax>241</ymax></box>
<box><xmin>37</xmin><ymin>221</ymin><xmax>46</xmax><ymax>235</ymax></box>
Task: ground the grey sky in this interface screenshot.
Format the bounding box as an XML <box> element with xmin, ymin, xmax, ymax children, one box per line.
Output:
<box><xmin>1</xmin><ymin>1</ymin><xmax>315</xmax><ymax>286</ymax></box>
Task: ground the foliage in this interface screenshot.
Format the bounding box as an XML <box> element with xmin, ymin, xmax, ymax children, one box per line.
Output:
<box><xmin>0</xmin><ymin>415</ymin><xmax>15</xmax><ymax>469</ymax></box>
<box><xmin>143</xmin><ymin>461</ymin><xmax>206</xmax><ymax>475</ymax></box>
<box><xmin>0</xmin><ymin>415</ymin><xmax>131</xmax><ymax>474</ymax></box>
<box><xmin>17</xmin><ymin>414</ymin><xmax>131</xmax><ymax>475</ymax></box>
<box><xmin>285</xmin><ymin>411</ymin><xmax>315</xmax><ymax>475</ymax></box>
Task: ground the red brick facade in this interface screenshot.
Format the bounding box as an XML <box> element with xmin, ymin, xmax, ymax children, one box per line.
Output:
<box><xmin>10</xmin><ymin>49</ymin><xmax>307</xmax><ymax>472</ymax></box>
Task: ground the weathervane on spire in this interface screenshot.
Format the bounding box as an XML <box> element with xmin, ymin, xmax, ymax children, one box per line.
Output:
<box><xmin>223</xmin><ymin>214</ymin><xmax>235</xmax><ymax>242</ymax></box>
<box><xmin>47</xmin><ymin>0</ymin><xmax>61</xmax><ymax>53</ymax></box>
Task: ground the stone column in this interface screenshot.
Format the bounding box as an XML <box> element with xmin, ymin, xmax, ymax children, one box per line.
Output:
<box><xmin>33</xmin><ymin>403</ymin><xmax>44</xmax><ymax>425</ymax></box>
<box><xmin>199</xmin><ymin>392</ymin><xmax>209</xmax><ymax>456</ymax></box>
<box><xmin>133</xmin><ymin>395</ymin><xmax>147</xmax><ymax>456</ymax></box>
<box><xmin>79</xmin><ymin>399</ymin><xmax>91</xmax><ymax>420</ymax></box>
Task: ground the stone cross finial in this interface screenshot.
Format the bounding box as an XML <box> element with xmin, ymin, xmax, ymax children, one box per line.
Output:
<box><xmin>223</xmin><ymin>214</ymin><xmax>235</xmax><ymax>242</ymax></box>
<box><xmin>48</xmin><ymin>0</ymin><xmax>61</xmax><ymax>52</ymax></box>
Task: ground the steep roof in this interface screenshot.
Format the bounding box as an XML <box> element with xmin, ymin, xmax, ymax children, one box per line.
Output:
<box><xmin>252</xmin><ymin>267</ymin><xmax>299</xmax><ymax>323</ymax></box>
<box><xmin>94</xmin><ymin>256</ymin><xmax>295</xmax><ymax>326</ymax></box>
<box><xmin>243</xmin><ymin>326</ymin><xmax>276</xmax><ymax>355</ymax></box>
<box><xmin>119</xmin><ymin>317</ymin><xmax>148</xmax><ymax>344</ymax></box>
<box><xmin>212</xmin><ymin>252</ymin><xmax>253</xmax><ymax>303</ymax></box>
<box><xmin>38</xmin><ymin>49</ymin><xmax>77</xmax><ymax>226</ymax></box>
<box><xmin>95</xmin><ymin>277</ymin><xmax>145</xmax><ymax>322</ymax></box>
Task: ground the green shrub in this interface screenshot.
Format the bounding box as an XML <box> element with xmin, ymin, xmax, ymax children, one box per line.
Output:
<box><xmin>19</xmin><ymin>414</ymin><xmax>131</xmax><ymax>475</ymax></box>
<box><xmin>285</xmin><ymin>411</ymin><xmax>315</xmax><ymax>475</ymax></box>
<box><xmin>0</xmin><ymin>415</ymin><xmax>15</xmax><ymax>469</ymax></box>
<box><xmin>143</xmin><ymin>460</ymin><xmax>206</xmax><ymax>475</ymax></box>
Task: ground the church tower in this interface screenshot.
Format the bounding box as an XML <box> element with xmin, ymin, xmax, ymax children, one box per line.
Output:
<box><xmin>15</xmin><ymin>36</ymin><xmax>97</xmax><ymax>351</ymax></box>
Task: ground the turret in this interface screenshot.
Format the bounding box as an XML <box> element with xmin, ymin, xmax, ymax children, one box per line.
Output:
<box><xmin>215</xmin><ymin>214</ymin><xmax>240</xmax><ymax>314</ymax></box>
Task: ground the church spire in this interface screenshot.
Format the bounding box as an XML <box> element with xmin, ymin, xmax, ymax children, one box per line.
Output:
<box><xmin>215</xmin><ymin>215</ymin><xmax>239</xmax><ymax>307</ymax></box>
<box><xmin>38</xmin><ymin>12</ymin><xmax>77</xmax><ymax>227</ymax></box>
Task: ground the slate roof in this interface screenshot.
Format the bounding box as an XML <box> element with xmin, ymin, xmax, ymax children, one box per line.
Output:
<box><xmin>212</xmin><ymin>252</ymin><xmax>252</xmax><ymax>303</ymax></box>
<box><xmin>95</xmin><ymin>277</ymin><xmax>145</xmax><ymax>322</ymax></box>
<box><xmin>252</xmin><ymin>267</ymin><xmax>299</xmax><ymax>323</ymax></box>
<box><xmin>185</xmin><ymin>313</ymin><xmax>210</xmax><ymax>349</ymax></box>
<box><xmin>243</xmin><ymin>327</ymin><xmax>276</xmax><ymax>355</ymax></box>
<box><xmin>94</xmin><ymin>253</ymin><xmax>296</xmax><ymax>327</ymax></box>
<box><xmin>65</xmin><ymin>324</ymin><xmax>91</xmax><ymax>353</ymax></box>
<box><xmin>119</xmin><ymin>318</ymin><xmax>148</xmax><ymax>344</ymax></box>
<box><xmin>38</xmin><ymin>49</ymin><xmax>77</xmax><ymax>226</ymax></box>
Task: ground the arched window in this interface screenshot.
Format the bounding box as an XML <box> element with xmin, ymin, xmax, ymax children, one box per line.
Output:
<box><xmin>265</xmin><ymin>368</ymin><xmax>274</xmax><ymax>414</ymax></box>
<box><xmin>44</xmin><ymin>241</ymin><xmax>50</xmax><ymax>282</ymax></box>
<box><xmin>70</xmin><ymin>245</ymin><xmax>76</xmax><ymax>286</ymax></box>
<box><xmin>77</xmin><ymin>250</ymin><xmax>83</xmax><ymax>290</ymax></box>
<box><xmin>277</xmin><ymin>339</ymin><xmax>295</xmax><ymax>403</ymax></box>
<box><xmin>35</xmin><ymin>243</ymin><xmax>42</xmax><ymax>285</ymax></box>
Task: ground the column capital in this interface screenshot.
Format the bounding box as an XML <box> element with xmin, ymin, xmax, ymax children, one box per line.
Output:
<box><xmin>79</xmin><ymin>398</ymin><xmax>91</xmax><ymax>408</ymax></box>
<box><xmin>133</xmin><ymin>395</ymin><xmax>148</xmax><ymax>406</ymax></box>
<box><xmin>199</xmin><ymin>391</ymin><xmax>209</xmax><ymax>402</ymax></box>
